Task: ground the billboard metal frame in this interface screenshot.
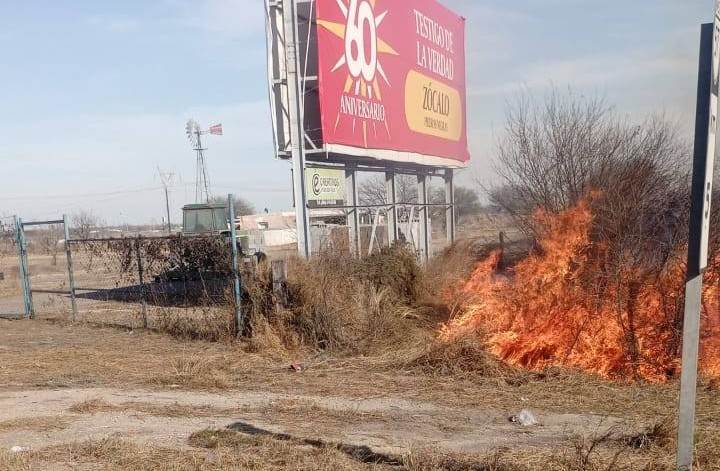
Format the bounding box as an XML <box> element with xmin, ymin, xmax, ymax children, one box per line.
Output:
<box><xmin>265</xmin><ymin>0</ymin><xmax>458</xmax><ymax>261</ymax></box>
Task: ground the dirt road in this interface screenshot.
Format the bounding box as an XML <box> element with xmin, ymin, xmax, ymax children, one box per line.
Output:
<box><xmin>0</xmin><ymin>319</ymin><xmax>717</xmax><ymax>469</ymax></box>
<box><xmin>0</xmin><ymin>387</ymin><xmax>620</xmax><ymax>457</ymax></box>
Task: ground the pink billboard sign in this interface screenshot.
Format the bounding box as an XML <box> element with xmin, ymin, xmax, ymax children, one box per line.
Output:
<box><xmin>316</xmin><ymin>0</ymin><xmax>469</xmax><ymax>168</ymax></box>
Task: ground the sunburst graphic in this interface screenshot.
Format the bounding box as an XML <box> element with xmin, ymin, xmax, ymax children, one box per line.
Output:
<box><xmin>317</xmin><ymin>0</ymin><xmax>398</xmax><ymax>147</ymax></box>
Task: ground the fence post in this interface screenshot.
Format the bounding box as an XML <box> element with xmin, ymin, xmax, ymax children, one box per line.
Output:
<box><xmin>63</xmin><ymin>215</ymin><xmax>78</xmax><ymax>322</ymax></box>
<box><xmin>271</xmin><ymin>259</ymin><xmax>288</xmax><ymax>311</ymax></box>
<box><xmin>14</xmin><ymin>216</ymin><xmax>28</xmax><ymax>318</ymax></box>
<box><xmin>136</xmin><ymin>237</ymin><xmax>148</xmax><ymax>329</ymax></box>
<box><xmin>228</xmin><ymin>194</ymin><xmax>244</xmax><ymax>336</ymax></box>
<box><xmin>15</xmin><ymin>217</ymin><xmax>34</xmax><ymax>319</ymax></box>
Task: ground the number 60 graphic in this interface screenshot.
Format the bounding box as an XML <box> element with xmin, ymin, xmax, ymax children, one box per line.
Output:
<box><xmin>344</xmin><ymin>0</ymin><xmax>378</xmax><ymax>82</ymax></box>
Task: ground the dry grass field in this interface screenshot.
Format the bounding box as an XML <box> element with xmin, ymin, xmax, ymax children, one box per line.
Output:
<box><xmin>0</xmin><ymin>216</ymin><xmax>718</xmax><ymax>470</ymax></box>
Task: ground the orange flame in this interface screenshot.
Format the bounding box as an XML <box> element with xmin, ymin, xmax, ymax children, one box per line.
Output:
<box><xmin>442</xmin><ymin>198</ymin><xmax>720</xmax><ymax>382</ymax></box>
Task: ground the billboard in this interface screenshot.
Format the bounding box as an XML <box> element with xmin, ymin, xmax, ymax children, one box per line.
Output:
<box><xmin>265</xmin><ymin>0</ymin><xmax>469</xmax><ymax>169</ymax></box>
<box><xmin>315</xmin><ymin>0</ymin><xmax>469</xmax><ymax>168</ymax></box>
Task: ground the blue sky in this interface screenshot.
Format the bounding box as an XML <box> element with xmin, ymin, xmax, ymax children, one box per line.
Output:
<box><xmin>0</xmin><ymin>0</ymin><xmax>712</xmax><ymax>225</ymax></box>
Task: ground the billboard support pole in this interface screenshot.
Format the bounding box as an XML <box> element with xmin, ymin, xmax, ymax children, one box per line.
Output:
<box><xmin>282</xmin><ymin>0</ymin><xmax>311</xmax><ymax>258</ymax></box>
<box><xmin>386</xmin><ymin>172</ymin><xmax>398</xmax><ymax>245</ymax></box>
<box><xmin>345</xmin><ymin>164</ymin><xmax>361</xmax><ymax>256</ymax></box>
<box><xmin>417</xmin><ymin>174</ymin><xmax>431</xmax><ymax>263</ymax></box>
<box><xmin>677</xmin><ymin>20</ymin><xmax>717</xmax><ymax>471</ymax></box>
<box><xmin>445</xmin><ymin>169</ymin><xmax>456</xmax><ymax>244</ymax></box>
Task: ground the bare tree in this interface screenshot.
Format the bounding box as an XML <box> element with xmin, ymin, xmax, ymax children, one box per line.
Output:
<box><xmin>490</xmin><ymin>89</ymin><xmax>689</xmax><ymax>239</ymax></box>
<box><xmin>358</xmin><ymin>175</ymin><xmax>418</xmax><ymax>206</ymax></box>
<box><xmin>431</xmin><ymin>186</ymin><xmax>481</xmax><ymax>218</ymax></box>
<box><xmin>71</xmin><ymin>210</ymin><xmax>103</xmax><ymax>240</ymax></box>
<box><xmin>209</xmin><ymin>196</ymin><xmax>256</xmax><ymax>216</ymax></box>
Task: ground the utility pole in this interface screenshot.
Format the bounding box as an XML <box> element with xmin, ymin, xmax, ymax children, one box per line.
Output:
<box><xmin>157</xmin><ymin>167</ymin><xmax>175</xmax><ymax>234</ymax></box>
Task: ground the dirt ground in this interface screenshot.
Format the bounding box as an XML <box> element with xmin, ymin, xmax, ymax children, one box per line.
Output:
<box><xmin>1</xmin><ymin>319</ymin><xmax>719</xmax><ymax>470</ymax></box>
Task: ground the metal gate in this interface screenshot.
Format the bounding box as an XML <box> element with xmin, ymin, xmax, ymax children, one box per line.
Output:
<box><xmin>0</xmin><ymin>217</ymin><xmax>22</xmax><ymax>319</ymax></box>
<box><xmin>12</xmin><ymin>215</ymin><xmax>77</xmax><ymax>320</ymax></box>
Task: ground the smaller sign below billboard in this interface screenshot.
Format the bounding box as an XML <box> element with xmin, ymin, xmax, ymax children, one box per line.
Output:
<box><xmin>306</xmin><ymin>168</ymin><xmax>346</xmax><ymax>202</ymax></box>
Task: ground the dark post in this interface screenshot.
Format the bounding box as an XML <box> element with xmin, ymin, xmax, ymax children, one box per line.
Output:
<box><xmin>271</xmin><ymin>259</ymin><xmax>289</xmax><ymax>311</ymax></box>
<box><xmin>16</xmin><ymin>218</ymin><xmax>34</xmax><ymax>319</ymax></box>
<box><xmin>228</xmin><ymin>194</ymin><xmax>244</xmax><ymax>335</ymax></box>
<box><xmin>63</xmin><ymin>215</ymin><xmax>78</xmax><ymax>322</ymax></box>
<box><xmin>135</xmin><ymin>237</ymin><xmax>148</xmax><ymax>329</ymax></box>
<box><xmin>677</xmin><ymin>21</ymin><xmax>716</xmax><ymax>471</ymax></box>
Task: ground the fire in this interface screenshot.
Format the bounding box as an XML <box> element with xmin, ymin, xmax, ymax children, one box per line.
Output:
<box><xmin>442</xmin><ymin>198</ymin><xmax>720</xmax><ymax>382</ymax></box>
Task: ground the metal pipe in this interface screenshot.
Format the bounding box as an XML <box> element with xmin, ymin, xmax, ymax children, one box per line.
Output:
<box><xmin>21</xmin><ymin>220</ymin><xmax>64</xmax><ymax>227</ymax></box>
<box><xmin>135</xmin><ymin>237</ymin><xmax>148</xmax><ymax>329</ymax></box>
<box><xmin>16</xmin><ymin>218</ymin><xmax>34</xmax><ymax>318</ymax></box>
<box><xmin>63</xmin><ymin>214</ymin><xmax>78</xmax><ymax>322</ymax></box>
<box><xmin>228</xmin><ymin>194</ymin><xmax>244</xmax><ymax>335</ymax></box>
<box><xmin>445</xmin><ymin>169</ymin><xmax>456</xmax><ymax>244</ymax></box>
<box><xmin>30</xmin><ymin>289</ymin><xmax>73</xmax><ymax>295</ymax></box>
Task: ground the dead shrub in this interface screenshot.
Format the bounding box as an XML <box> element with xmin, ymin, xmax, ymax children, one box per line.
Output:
<box><xmin>356</xmin><ymin>244</ymin><xmax>423</xmax><ymax>303</ymax></box>
<box><xmin>622</xmin><ymin>418</ymin><xmax>674</xmax><ymax>451</ymax></box>
<box><xmin>245</xmin><ymin>244</ymin><xmax>429</xmax><ymax>354</ymax></box>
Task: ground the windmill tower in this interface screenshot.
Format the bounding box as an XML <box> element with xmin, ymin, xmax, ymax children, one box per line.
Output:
<box><xmin>185</xmin><ymin>120</ymin><xmax>223</xmax><ymax>203</ymax></box>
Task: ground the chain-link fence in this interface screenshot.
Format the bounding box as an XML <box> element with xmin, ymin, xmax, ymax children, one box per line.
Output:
<box><xmin>0</xmin><ymin>217</ymin><xmax>20</xmax><ymax>318</ymax></box>
<box><xmin>20</xmin><ymin>219</ymin><xmax>72</xmax><ymax>319</ymax></box>
<box><xmin>67</xmin><ymin>235</ymin><xmax>240</xmax><ymax>338</ymax></box>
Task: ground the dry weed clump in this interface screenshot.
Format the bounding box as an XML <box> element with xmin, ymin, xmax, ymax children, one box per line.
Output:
<box><xmin>405</xmin><ymin>330</ymin><xmax>518</xmax><ymax>379</ymax></box>
<box><xmin>154</xmin><ymin>353</ymin><xmax>234</xmax><ymax>389</ymax></box>
<box><xmin>246</xmin><ymin>244</ymin><xmax>431</xmax><ymax>354</ymax></box>
<box><xmin>68</xmin><ymin>398</ymin><xmax>235</xmax><ymax>418</ymax></box>
<box><xmin>68</xmin><ymin>398</ymin><xmax>116</xmax><ymax>414</ymax></box>
<box><xmin>0</xmin><ymin>449</ymin><xmax>30</xmax><ymax>471</ymax></box>
<box><xmin>0</xmin><ymin>415</ymin><xmax>74</xmax><ymax>433</ymax></box>
<box><xmin>403</xmin><ymin>448</ymin><xmax>530</xmax><ymax>471</ymax></box>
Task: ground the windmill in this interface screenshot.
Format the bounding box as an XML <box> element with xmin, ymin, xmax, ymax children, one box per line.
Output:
<box><xmin>185</xmin><ymin>120</ymin><xmax>223</xmax><ymax>203</ymax></box>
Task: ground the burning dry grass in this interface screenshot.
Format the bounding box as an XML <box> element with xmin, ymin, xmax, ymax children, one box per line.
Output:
<box><xmin>441</xmin><ymin>198</ymin><xmax>720</xmax><ymax>382</ymax></box>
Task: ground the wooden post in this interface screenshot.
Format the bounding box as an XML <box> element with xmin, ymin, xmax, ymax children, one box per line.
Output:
<box><xmin>272</xmin><ymin>259</ymin><xmax>288</xmax><ymax>311</ymax></box>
